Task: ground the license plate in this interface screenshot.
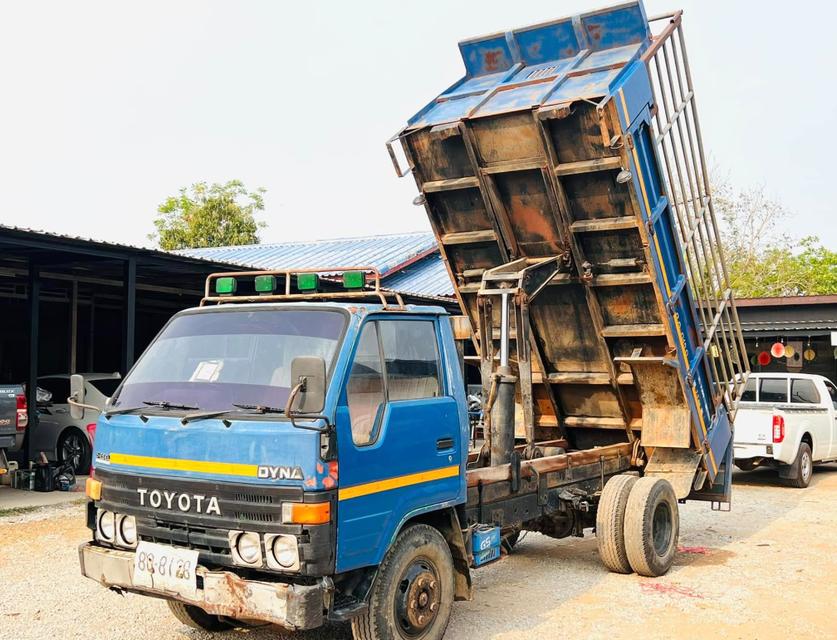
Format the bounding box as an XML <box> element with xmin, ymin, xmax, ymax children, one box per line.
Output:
<box><xmin>133</xmin><ymin>541</ymin><xmax>199</xmax><ymax>598</ymax></box>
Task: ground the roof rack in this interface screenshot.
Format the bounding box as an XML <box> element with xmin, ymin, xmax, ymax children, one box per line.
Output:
<box><xmin>200</xmin><ymin>266</ymin><xmax>406</xmax><ymax>308</ymax></box>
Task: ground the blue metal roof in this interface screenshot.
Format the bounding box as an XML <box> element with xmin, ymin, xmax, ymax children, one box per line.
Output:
<box><xmin>383</xmin><ymin>253</ymin><xmax>454</xmax><ymax>298</ymax></box>
<box><xmin>177</xmin><ymin>231</ymin><xmax>456</xmax><ymax>299</ymax></box>
<box><xmin>177</xmin><ymin>231</ymin><xmax>437</xmax><ymax>278</ymax></box>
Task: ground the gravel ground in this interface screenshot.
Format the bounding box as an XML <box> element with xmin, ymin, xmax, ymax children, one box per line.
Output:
<box><xmin>1</xmin><ymin>466</ymin><xmax>835</xmax><ymax>640</ymax></box>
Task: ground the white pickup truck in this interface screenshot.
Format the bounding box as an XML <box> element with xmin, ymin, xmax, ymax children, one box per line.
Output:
<box><xmin>733</xmin><ymin>373</ymin><xmax>837</xmax><ymax>487</ymax></box>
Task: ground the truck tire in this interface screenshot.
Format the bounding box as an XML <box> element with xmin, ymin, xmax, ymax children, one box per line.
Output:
<box><xmin>735</xmin><ymin>459</ymin><xmax>758</xmax><ymax>472</ymax></box>
<box><xmin>624</xmin><ymin>477</ymin><xmax>679</xmax><ymax>577</ymax></box>
<box><xmin>596</xmin><ymin>474</ymin><xmax>638</xmax><ymax>574</ymax></box>
<box><xmin>166</xmin><ymin>600</ymin><xmax>233</xmax><ymax>632</ymax></box>
<box><xmin>352</xmin><ymin>524</ymin><xmax>455</xmax><ymax>640</ymax></box>
<box><xmin>785</xmin><ymin>442</ymin><xmax>813</xmax><ymax>489</ymax></box>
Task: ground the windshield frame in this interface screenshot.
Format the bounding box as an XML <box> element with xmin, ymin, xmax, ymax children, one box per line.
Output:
<box><xmin>110</xmin><ymin>304</ymin><xmax>351</xmax><ymax>418</ymax></box>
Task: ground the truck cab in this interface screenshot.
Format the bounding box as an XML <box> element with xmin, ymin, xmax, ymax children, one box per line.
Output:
<box><xmin>79</xmin><ymin>272</ymin><xmax>471</xmax><ymax>635</ymax></box>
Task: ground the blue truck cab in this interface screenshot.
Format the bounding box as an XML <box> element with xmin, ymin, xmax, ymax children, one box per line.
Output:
<box><xmin>80</xmin><ymin>279</ymin><xmax>478</xmax><ymax>635</ymax></box>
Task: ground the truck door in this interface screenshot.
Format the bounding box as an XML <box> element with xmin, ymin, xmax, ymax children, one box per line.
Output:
<box><xmin>335</xmin><ymin>317</ymin><xmax>462</xmax><ymax>572</ymax></box>
<box><xmin>822</xmin><ymin>380</ymin><xmax>837</xmax><ymax>458</ymax></box>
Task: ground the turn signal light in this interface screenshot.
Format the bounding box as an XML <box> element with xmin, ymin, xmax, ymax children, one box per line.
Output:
<box><xmin>282</xmin><ymin>501</ymin><xmax>330</xmax><ymax>525</ymax></box>
<box><xmin>772</xmin><ymin>415</ymin><xmax>785</xmax><ymax>443</ymax></box>
<box><xmin>86</xmin><ymin>477</ymin><xmax>102</xmax><ymax>501</ymax></box>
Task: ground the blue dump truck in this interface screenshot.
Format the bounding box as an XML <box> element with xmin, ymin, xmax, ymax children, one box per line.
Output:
<box><xmin>79</xmin><ymin>3</ymin><xmax>749</xmax><ymax>639</ymax></box>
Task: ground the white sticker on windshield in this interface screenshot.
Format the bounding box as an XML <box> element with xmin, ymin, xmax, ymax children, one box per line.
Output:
<box><xmin>190</xmin><ymin>360</ymin><xmax>223</xmax><ymax>382</ymax></box>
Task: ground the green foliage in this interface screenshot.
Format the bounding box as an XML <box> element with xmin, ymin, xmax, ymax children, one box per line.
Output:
<box><xmin>713</xmin><ymin>177</ymin><xmax>837</xmax><ymax>297</ymax></box>
<box><xmin>150</xmin><ymin>180</ymin><xmax>266</xmax><ymax>250</ymax></box>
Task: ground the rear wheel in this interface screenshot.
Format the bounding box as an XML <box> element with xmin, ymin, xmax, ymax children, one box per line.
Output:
<box><xmin>166</xmin><ymin>600</ymin><xmax>234</xmax><ymax>632</ymax></box>
<box><xmin>624</xmin><ymin>477</ymin><xmax>679</xmax><ymax>577</ymax></box>
<box><xmin>786</xmin><ymin>442</ymin><xmax>813</xmax><ymax>488</ymax></box>
<box><xmin>352</xmin><ymin>524</ymin><xmax>454</xmax><ymax>640</ymax></box>
<box><xmin>58</xmin><ymin>428</ymin><xmax>91</xmax><ymax>475</ymax></box>
<box><xmin>596</xmin><ymin>474</ymin><xmax>638</xmax><ymax>574</ymax></box>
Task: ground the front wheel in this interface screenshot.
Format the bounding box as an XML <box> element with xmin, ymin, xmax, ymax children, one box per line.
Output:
<box><xmin>352</xmin><ymin>524</ymin><xmax>455</xmax><ymax>640</ymax></box>
<box><xmin>166</xmin><ymin>600</ymin><xmax>234</xmax><ymax>632</ymax></box>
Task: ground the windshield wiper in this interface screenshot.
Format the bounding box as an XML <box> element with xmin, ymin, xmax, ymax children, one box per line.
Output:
<box><xmin>232</xmin><ymin>403</ymin><xmax>284</xmax><ymax>414</ymax></box>
<box><xmin>104</xmin><ymin>405</ymin><xmax>148</xmax><ymax>420</ymax></box>
<box><xmin>142</xmin><ymin>400</ymin><xmax>199</xmax><ymax>411</ymax></box>
<box><xmin>180</xmin><ymin>403</ymin><xmax>285</xmax><ymax>426</ymax></box>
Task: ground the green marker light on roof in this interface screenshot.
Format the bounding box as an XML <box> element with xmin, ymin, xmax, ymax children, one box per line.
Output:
<box><xmin>343</xmin><ymin>271</ymin><xmax>365</xmax><ymax>289</ymax></box>
<box><xmin>254</xmin><ymin>274</ymin><xmax>276</xmax><ymax>294</ymax></box>
<box><xmin>215</xmin><ymin>277</ymin><xmax>237</xmax><ymax>295</ymax></box>
<box><xmin>297</xmin><ymin>273</ymin><xmax>319</xmax><ymax>291</ymax></box>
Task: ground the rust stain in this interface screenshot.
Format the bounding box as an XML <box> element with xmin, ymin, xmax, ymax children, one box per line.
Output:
<box><xmin>484</xmin><ymin>50</ymin><xmax>503</xmax><ymax>72</ymax></box>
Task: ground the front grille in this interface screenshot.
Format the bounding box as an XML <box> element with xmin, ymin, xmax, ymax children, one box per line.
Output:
<box><xmin>95</xmin><ymin>467</ymin><xmax>301</xmax><ymax>534</ymax></box>
<box><xmin>137</xmin><ymin>517</ymin><xmax>233</xmax><ymax>567</ymax></box>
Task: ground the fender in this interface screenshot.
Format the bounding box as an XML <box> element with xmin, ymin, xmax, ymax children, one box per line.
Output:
<box><xmin>386</xmin><ymin>504</ymin><xmax>472</xmax><ymax>601</ymax></box>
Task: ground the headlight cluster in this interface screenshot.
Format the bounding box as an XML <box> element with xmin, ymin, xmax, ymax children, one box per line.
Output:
<box><xmin>228</xmin><ymin>531</ymin><xmax>299</xmax><ymax>572</ymax></box>
<box><xmin>96</xmin><ymin>509</ymin><xmax>137</xmax><ymax>548</ymax></box>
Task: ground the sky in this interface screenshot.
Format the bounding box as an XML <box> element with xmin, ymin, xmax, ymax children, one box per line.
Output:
<box><xmin>1</xmin><ymin>0</ymin><xmax>834</xmax><ymax>249</ymax></box>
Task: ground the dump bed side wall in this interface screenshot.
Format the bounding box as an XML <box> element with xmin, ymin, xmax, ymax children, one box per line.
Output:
<box><xmin>395</xmin><ymin>3</ymin><xmax>748</xmax><ymax>497</ymax></box>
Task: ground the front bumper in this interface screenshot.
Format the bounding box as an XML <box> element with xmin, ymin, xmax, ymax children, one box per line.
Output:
<box><xmin>78</xmin><ymin>542</ymin><xmax>325</xmax><ymax>630</ymax></box>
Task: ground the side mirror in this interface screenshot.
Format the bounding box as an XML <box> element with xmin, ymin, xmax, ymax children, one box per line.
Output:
<box><xmin>285</xmin><ymin>356</ymin><xmax>326</xmax><ymax>416</ymax></box>
<box><xmin>68</xmin><ymin>374</ymin><xmax>97</xmax><ymax>420</ymax></box>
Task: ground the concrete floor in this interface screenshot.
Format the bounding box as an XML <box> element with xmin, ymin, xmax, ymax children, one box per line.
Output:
<box><xmin>0</xmin><ymin>475</ymin><xmax>87</xmax><ymax>510</ymax></box>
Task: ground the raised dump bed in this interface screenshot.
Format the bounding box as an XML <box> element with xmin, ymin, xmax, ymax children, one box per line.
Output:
<box><xmin>390</xmin><ymin>2</ymin><xmax>749</xmax><ymax>502</ymax></box>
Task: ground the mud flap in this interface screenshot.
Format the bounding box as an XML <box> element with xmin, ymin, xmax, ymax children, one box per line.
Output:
<box><xmin>688</xmin><ymin>440</ymin><xmax>733</xmax><ymax>505</ymax></box>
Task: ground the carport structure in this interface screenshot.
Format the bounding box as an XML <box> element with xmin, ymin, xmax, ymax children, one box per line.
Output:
<box><xmin>0</xmin><ymin>225</ymin><xmax>242</xmax><ymax>461</ymax></box>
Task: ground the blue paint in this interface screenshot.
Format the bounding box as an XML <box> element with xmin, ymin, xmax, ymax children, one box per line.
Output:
<box><xmin>409</xmin><ymin>1</ymin><xmax>651</xmax><ymax>127</ymax></box>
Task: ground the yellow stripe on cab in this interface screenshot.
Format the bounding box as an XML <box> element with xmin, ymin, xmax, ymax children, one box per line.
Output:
<box><xmin>338</xmin><ymin>465</ymin><xmax>460</xmax><ymax>501</ymax></box>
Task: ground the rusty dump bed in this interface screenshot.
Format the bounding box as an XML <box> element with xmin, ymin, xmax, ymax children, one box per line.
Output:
<box><xmin>391</xmin><ymin>2</ymin><xmax>749</xmax><ymax>501</ymax></box>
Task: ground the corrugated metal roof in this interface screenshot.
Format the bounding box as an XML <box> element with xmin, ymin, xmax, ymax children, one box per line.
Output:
<box><xmin>178</xmin><ymin>231</ymin><xmax>438</xmax><ymax>278</ymax></box>
<box><xmin>382</xmin><ymin>253</ymin><xmax>454</xmax><ymax>298</ymax></box>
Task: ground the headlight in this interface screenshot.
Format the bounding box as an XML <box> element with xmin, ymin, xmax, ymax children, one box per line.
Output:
<box><xmin>96</xmin><ymin>509</ymin><xmax>115</xmax><ymax>542</ymax></box>
<box><xmin>230</xmin><ymin>531</ymin><xmax>262</xmax><ymax>566</ymax></box>
<box><xmin>117</xmin><ymin>515</ymin><xmax>137</xmax><ymax>548</ymax></box>
<box><xmin>266</xmin><ymin>534</ymin><xmax>299</xmax><ymax>571</ymax></box>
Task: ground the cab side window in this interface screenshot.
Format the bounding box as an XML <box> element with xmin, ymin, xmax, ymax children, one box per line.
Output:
<box><xmin>379</xmin><ymin>321</ymin><xmax>441</xmax><ymax>401</ymax></box>
<box><xmin>346</xmin><ymin>323</ymin><xmax>385</xmax><ymax>446</ymax></box>
<box><xmin>759</xmin><ymin>378</ymin><xmax>787</xmax><ymax>403</ymax></box>
<box><xmin>740</xmin><ymin>378</ymin><xmax>756</xmax><ymax>402</ymax></box>
<box><xmin>791</xmin><ymin>378</ymin><xmax>820</xmax><ymax>404</ymax></box>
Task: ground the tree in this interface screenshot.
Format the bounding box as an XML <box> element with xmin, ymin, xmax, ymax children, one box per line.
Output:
<box><xmin>150</xmin><ymin>180</ymin><xmax>266</xmax><ymax>250</ymax></box>
<box><xmin>712</xmin><ymin>176</ymin><xmax>837</xmax><ymax>297</ymax></box>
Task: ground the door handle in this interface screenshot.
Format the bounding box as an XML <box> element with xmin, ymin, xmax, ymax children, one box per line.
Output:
<box><xmin>436</xmin><ymin>437</ymin><xmax>454</xmax><ymax>451</ymax></box>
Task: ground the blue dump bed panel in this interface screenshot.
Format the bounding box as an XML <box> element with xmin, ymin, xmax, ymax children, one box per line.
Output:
<box><xmin>392</xmin><ymin>1</ymin><xmax>749</xmax><ymax>500</ymax></box>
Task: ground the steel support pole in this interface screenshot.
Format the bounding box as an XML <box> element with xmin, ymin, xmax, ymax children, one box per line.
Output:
<box><xmin>25</xmin><ymin>262</ymin><xmax>40</xmax><ymax>463</ymax></box>
<box><xmin>121</xmin><ymin>258</ymin><xmax>137</xmax><ymax>374</ymax></box>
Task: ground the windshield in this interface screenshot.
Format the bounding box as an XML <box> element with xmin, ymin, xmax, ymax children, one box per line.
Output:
<box><xmin>114</xmin><ymin>308</ymin><xmax>346</xmax><ymax>412</ymax></box>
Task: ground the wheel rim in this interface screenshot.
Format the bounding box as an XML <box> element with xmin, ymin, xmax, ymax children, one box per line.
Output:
<box><xmin>393</xmin><ymin>557</ymin><xmax>441</xmax><ymax>638</ymax></box>
<box><xmin>62</xmin><ymin>433</ymin><xmax>85</xmax><ymax>471</ymax></box>
<box><xmin>652</xmin><ymin>501</ymin><xmax>673</xmax><ymax>556</ymax></box>
<box><xmin>801</xmin><ymin>450</ymin><xmax>812</xmax><ymax>483</ymax></box>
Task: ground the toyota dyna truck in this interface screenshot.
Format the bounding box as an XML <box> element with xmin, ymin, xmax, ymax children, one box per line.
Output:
<box><xmin>78</xmin><ymin>3</ymin><xmax>749</xmax><ymax>639</ymax></box>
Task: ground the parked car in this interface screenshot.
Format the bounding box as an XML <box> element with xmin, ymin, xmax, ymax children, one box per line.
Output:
<box><xmin>733</xmin><ymin>373</ymin><xmax>837</xmax><ymax>487</ymax></box>
<box><xmin>31</xmin><ymin>373</ymin><xmax>120</xmax><ymax>474</ymax></box>
<box><xmin>0</xmin><ymin>384</ymin><xmax>27</xmax><ymax>468</ymax></box>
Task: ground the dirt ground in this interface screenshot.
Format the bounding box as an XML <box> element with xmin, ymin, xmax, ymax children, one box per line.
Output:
<box><xmin>1</xmin><ymin>466</ymin><xmax>835</xmax><ymax>640</ymax></box>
